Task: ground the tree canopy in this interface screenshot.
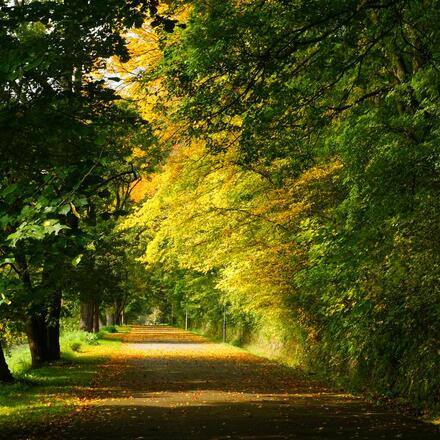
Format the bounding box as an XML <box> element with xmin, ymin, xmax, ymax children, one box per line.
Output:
<box><xmin>1</xmin><ymin>0</ymin><xmax>439</xmax><ymax>411</ymax></box>
<box><xmin>120</xmin><ymin>0</ymin><xmax>440</xmax><ymax>406</ymax></box>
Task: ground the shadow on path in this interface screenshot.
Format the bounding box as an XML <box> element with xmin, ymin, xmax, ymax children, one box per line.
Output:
<box><xmin>44</xmin><ymin>326</ymin><xmax>440</xmax><ymax>439</ymax></box>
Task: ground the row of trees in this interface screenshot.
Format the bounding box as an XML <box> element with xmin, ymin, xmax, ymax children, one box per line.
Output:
<box><xmin>1</xmin><ymin>0</ymin><xmax>439</xmax><ymax>410</ymax></box>
<box><xmin>119</xmin><ymin>0</ymin><xmax>440</xmax><ymax>407</ymax></box>
<box><xmin>0</xmin><ymin>0</ymin><xmax>171</xmax><ymax>380</ymax></box>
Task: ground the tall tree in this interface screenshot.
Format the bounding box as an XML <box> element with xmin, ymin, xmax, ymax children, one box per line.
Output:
<box><xmin>122</xmin><ymin>0</ymin><xmax>440</xmax><ymax>405</ymax></box>
<box><xmin>0</xmin><ymin>0</ymin><xmax>166</xmax><ymax>368</ymax></box>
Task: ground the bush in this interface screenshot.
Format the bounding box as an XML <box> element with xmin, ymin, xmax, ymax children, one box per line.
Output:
<box><xmin>85</xmin><ymin>333</ymin><xmax>100</xmax><ymax>345</ymax></box>
<box><xmin>70</xmin><ymin>342</ymin><xmax>82</xmax><ymax>352</ymax></box>
<box><xmin>60</xmin><ymin>330</ymin><xmax>101</xmax><ymax>354</ymax></box>
<box><xmin>101</xmin><ymin>325</ymin><xmax>118</xmax><ymax>333</ymax></box>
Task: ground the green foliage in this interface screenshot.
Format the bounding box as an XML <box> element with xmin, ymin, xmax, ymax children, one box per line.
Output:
<box><xmin>119</xmin><ymin>0</ymin><xmax>440</xmax><ymax>410</ymax></box>
<box><xmin>0</xmin><ymin>0</ymin><xmax>168</xmax><ymax>371</ymax></box>
<box><xmin>4</xmin><ymin>345</ymin><xmax>31</xmax><ymax>376</ymax></box>
<box><xmin>101</xmin><ymin>325</ymin><xmax>118</xmax><ymax>334</ymax></box>
<box><xmin>1</xmin><ymin>0</ymin><xmax>439</xmax><ymax>413</ymax></box>
<box><xmin>70</xmin><ymin>342</ymin><xmax>82</xmax><ymax>353</ymax></box>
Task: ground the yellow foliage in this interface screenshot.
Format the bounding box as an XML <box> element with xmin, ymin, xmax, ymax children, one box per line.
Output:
<box><xmin>115</xmin><ymin>8</ymin><xmax>343</xmax><ymax>322</ymax></box>
<box><xmin>121</xmin><ymin>136</ymin><xmax>343</xmax><ymax>317</ymax></box>
<box><xmin>107</xmin><ymin>7</ymin><xmax>191</xmax><ymax>145</ymax></box>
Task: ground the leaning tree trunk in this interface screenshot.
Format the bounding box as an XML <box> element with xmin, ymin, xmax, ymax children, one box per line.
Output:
<box><xmin>80</xmin><ymin>301</ymin><xmax>94</xmax><ymax>332</ymax></box>
<box><xmin>46</xmin><ymin>290</ymin><xmax>62</xmax><ymax>361</ymax></box>
<box><xmin>0</xmin><ymin>340</ymin><xmax>13</xmax><ymax>383</ymax></box>
<box><xmin>26</xmin><ymin>315</ymin><xmax>49</xmax><ymax>367</ymax></box>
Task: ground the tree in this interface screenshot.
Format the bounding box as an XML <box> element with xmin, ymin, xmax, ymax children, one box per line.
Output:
<box><xmin>0</xmin><ymin>0</ymin><xmax>167</xmax><ymax>368</ymax></box>
<box><xmin>122</xmin><ymin>0</ymin><xmax>440</xmax><ymax>405</ymax></box>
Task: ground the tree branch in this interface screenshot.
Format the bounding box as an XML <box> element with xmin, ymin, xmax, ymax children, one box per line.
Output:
<box><xmin>0</xmin><ymin>262</ymin><xmax>21</xmax><ymax>276</ymax></box>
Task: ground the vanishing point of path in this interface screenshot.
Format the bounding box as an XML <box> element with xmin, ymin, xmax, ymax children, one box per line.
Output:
<box><xmin>51</xmin><ymin>326</ymin><xmax>439</xmax><ymax>439</ymax></box>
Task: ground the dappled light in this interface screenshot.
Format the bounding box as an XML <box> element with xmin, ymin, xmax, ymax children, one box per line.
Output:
<box><xmin>1</xmin><ymin>0</ymin><xmax>440</xmax><ymax>437</ymax></box>
<box><xmin>104</xmin><ymin>325</ymin><xmax>209</xmax><ymax>344</ymax></box>
<box><xmin>55</xmin><ymin>327</ymin><xmax>439</xmax><ymax>440</ymax></box>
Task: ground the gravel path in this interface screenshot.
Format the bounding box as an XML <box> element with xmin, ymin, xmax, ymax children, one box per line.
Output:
<box><xmin>58</xmin><ymin>326</ymin><xmax>439</xmax><ymax>440</ymax></box>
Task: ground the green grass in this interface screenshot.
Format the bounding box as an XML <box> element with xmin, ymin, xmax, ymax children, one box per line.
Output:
<box><xmin>5</xmin><ymin>344</ymin><xmax>31</xmax><ymax>375</ymax></box>
<box><xmin>115</xmin><ymin>325</ymin><xmax>132</xmax><ymax>333</ymax></box>
<box><xmin>0</xmin><ymin>332</ymin><xmax>121</xmax><ymax>438</ymax></box>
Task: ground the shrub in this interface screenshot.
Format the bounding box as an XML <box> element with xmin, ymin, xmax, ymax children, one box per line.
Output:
<box><xmin>70</xmin><ymin>342</ymin><xmax>82</xmax><ymax>352</ymax></box>
<box><xmin>101</xmin><ymin>325</ymin><xmax>118</xmax><ymax>333</ymax></box>
<box><xmin>85</xmin><ymin>333</ymin><xmax>100</xmax><ymax>345</ymax></box>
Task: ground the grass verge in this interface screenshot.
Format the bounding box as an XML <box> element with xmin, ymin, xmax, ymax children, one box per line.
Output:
<box><xmin>0</xmin><ymin>332</ymin><xmax>120</xmax><ymax>439</ymax></box>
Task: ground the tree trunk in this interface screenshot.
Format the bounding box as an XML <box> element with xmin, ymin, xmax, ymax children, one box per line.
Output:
<box><xmin>46</xmin><ymin>290</ymin><xmax>62</xmax><ymax>361</ymax></box>
<box><xmin>114</xmin><ymin>312</ymin><xmax>121</xmax><ymax>326</ymax></box>
<box><xmin>93</xmin><ymin>303</ymin><xmax>100</xmax><ymax>333</ymax></box>
<box><xmin>0</xmin><ymin>341</ymin><xmax>13</xmax><ymax>383</ymax></box>
<box><xmin>80</xmin><ymin>301</ymin><xmax>94</xmax><ymax>332</ymax></box>
<box><xmin>26</xmin><ymin>315</ymin><xmax>49</xmax><ymax>367</ymax></box>
<box><xmin>114</xmin><ymin>300</ymin><xmax>121</xmax><ymax>325</ymax></box>
<box><xmin>105</xmin><ymin>308</ymin><xmax>115</xmax><ymax>326</ymax></box>
<box><xmin>14</xmin><ymin>251</ymin><xmax>49</xmax><ymax>367</ymax></box>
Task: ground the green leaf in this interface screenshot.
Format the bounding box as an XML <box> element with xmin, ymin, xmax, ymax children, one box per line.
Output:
<box><xmin>72</xmin><ymin>254</ymin><xmax>83</xmax><ymax>267</ymax></box>
<box><xmin>58</xmin><ymin>204</ymin><xmax>71</xmax><ymax>215</ymax></box>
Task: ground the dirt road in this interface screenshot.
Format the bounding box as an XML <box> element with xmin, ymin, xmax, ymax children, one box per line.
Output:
<box><xmin>58</xmin><ymin>326</ymin><xmax>439</xmax><ymax>439</ymax></box>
